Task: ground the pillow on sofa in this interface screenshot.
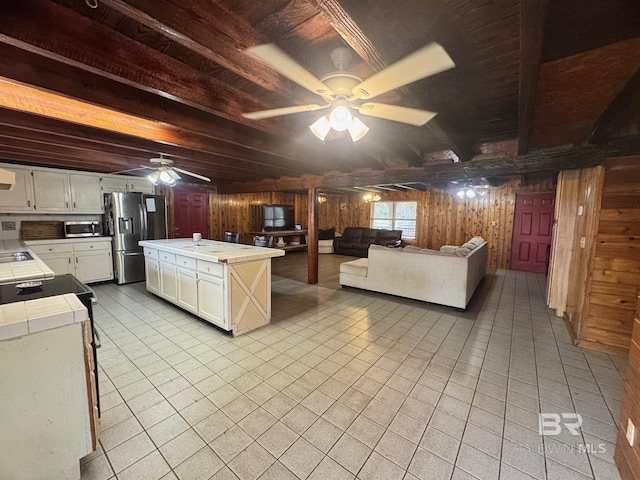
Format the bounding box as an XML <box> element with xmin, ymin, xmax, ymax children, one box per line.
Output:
<box><xmin>403</xmin><ymin>245</ymin><xmax>422</xmax><ymax>252</ymax></box>
<box><xmin>454</xmin><ymin>246</ymin><xmax>473</xmax><ymax>257</ymax></box>
<box><xmin>319</xmin><ymin>228</ymin><xmax>335</xmax><ymax>240</ymax></box>
<box><xmin>468</xmin><ymin>236</ymin><xmax>485</xmax><ymax>247</ymax></box>
<box><xmin>461</xmin><ymin>241</ymin><xmax>477</xmax><ymax>250</ymax></box>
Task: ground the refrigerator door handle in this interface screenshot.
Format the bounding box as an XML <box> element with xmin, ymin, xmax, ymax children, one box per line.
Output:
<box><xmin>122</xmin><ymin>251</ymin><xmax>144</xmax><ymax>256</ymax></box>
<box><xmin>140</xmin><ymin>202</ymin><xmax>149</xmax><ymax>240</ymax></box>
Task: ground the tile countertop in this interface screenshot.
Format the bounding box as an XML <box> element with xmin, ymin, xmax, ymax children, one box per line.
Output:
<box><xmin>0</xmin><ymin>293</ymin><xmax>88</xmax><ymax>341</ymax></box>
<box><xmin>0</xmin><ymin>240</ymin><xmax>55</xmax><ymax>284</ymax></box>
<box><xmin>139</xmin><ymin>238</ymin><xmax>285</xmax><ymax>263</ymax></box>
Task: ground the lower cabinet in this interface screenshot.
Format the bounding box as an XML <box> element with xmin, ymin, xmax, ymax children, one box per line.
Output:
<box><xmin>28</xmin><ymin>239</ymin><xmax>113</xmax><ymax>283</ymax></box>
<box><xmin>197</xmin><ymin>272</ymin><xmax>226</xmax><ymax>329</ymax></box>
<box><xmin>38</xmin><ymin>253</ymin><xmax>74</xmax><ymax>276</ymax></box>
<box><xmin>177</xmin><ymin>266</ymin><xmax>198</xmax><ymax>314</ymax></box>
<box><xmin>144</xmin><ymin>247</ymin><xmax>227</xmax><ymax>330</ymax></box>
<box><xmin>159</xmin><ymin>260</ymin><xmax>178</xmax><ymax>302</ymax></box>
<box><xmin>145</xmin><ymin>258</ymin><xmax>160</xmax><ymax>295</ymax></box>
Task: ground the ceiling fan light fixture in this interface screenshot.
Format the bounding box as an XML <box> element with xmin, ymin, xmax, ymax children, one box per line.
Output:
<box><xmin>348</xmin><ymin>116</ymin><xmax>369</xmax><ymax>142</ymax></box>
<box><xmin>159</xmin><ymin>169</ymin><xmax>173</xmax><ymax>184</ymax></box>
<box><xmin>329</xmin><ymin>101</ymin><xmax>352</xmax><ymax>131</ymax></box>
<box><xmin>309</xmin><ymin>115</ymin><xmax>331</xmax><ymax>141</ymax></box>
<box><xmin>147</xmin><ymin>170</ymin><xmax>160</xmax><ymax>185</ymax></box>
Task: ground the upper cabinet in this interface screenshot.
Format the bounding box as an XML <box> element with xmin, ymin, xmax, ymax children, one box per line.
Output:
<box><xmin>0</xmin><ymin>163</ymin><xmax>152</xmax><ymax>214</ymax></box>
<box><xmin>100</xmin><ymin>176</ymin><xmax>129</xmax><ymax>194</ymax></box>
<box><xmin>69</xmin><ymin>173</ymin><xmax>103</xmax><ymax>213</ymax></box>
<box><xmin>0</xmin><ymin>165</ymin><xmax>35</xmax><ymax>212</ymax></box>
<box><xmin>101</xmin><ymin>175</ymin><xmax>154</xmax><ymax>194</ymax></box>
<box><xmin>127</xmin><ymin>177</ymin><xmax>155</xmax><ymax>194</ymax></box>
<box><xmin>32</xmin><ymin>170</ymin><xmax>70</xmax><ymax>212</ymax></box>
<box><xmin>32</xmin><ymin>171</ymin><xmax>103</xmax><ymax>214</ymax></box>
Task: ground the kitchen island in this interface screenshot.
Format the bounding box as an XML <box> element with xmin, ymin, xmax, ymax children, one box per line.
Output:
<box><xmin>139</xmin><ymin>239</ymin><xmax>285</xmax><ymax>335</ymax></box>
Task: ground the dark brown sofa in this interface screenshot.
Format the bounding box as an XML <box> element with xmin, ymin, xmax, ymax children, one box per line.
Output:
<box><xmin>333</xmin><ymin>227</ymin><xmax>402</xmax><ymax>257</ymax></box>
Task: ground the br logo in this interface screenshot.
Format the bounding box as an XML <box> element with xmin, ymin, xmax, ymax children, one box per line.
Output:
<box><xmin>538</xmin><ymin>413</ymin><xmax>583</xmax><ymax>436</ymax></box>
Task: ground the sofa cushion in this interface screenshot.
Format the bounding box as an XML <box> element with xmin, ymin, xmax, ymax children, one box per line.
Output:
<box><xmin>461</xmin><ymin>241</ymin><xmax>477</xmax><ymax>250</ymax></box>
<box><xmin>319</xmin><ymin>228</ymin><xmax>335</xmax><ymax>240</ymax></box>
<box><xmin>340</xmin><ymin>258</ymin><xmax>369</xmax><ymax>276</ymax></box>
<box><xmin>403</xmin><ymin>245</ymin><xmax>422</xmax><ymax>252</ymax></box>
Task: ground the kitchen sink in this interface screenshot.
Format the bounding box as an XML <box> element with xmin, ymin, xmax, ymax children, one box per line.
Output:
<box><xmin>0</xmin><ymin>251</ymin><xmax>33</xmax><ymax>263</ymax></box>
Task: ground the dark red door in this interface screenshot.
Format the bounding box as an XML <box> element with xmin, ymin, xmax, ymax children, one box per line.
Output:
<box><xmin>173</xmin><ymin>189</ymin><xmax>209</xmax><ymax>239</ymax></box>
<box><xmin>510</xmin><ymin>192</ymin><xmax>555</xmax><ymax>273</ymax></box>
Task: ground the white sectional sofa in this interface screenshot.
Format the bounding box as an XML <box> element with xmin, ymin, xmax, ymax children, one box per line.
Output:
<box><xmin>339</xmin><ymin>237</ymin><xmax>487</xmax><ymax>309</ymax></box>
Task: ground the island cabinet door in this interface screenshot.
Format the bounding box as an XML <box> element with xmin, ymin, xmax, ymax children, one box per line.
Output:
<box><xmin>197</xmin><ymin>271</ymin><xmax>226</xmax><ymax>330</ymax></box>
<box><xmin>160</xmin><ymin>261</ymin><xmax>178</xmax><ymax>302</ymax></box>
<box><xmin>145</xmin><ymin>258</ymin><xmax>160</xmax><ymax>294</ymax></box>
<box><xmin>177</xmin><ymin>266</ymin><xmax>198</xmax><ymax>314</ymax></box>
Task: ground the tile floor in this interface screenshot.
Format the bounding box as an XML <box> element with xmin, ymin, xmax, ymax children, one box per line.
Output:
<box><xmin>80</xmin><ymin>269</ymin><xmax>626</xmax><ymax>480</ymax></box>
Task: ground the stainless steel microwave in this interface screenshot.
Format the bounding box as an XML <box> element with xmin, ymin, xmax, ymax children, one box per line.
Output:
<box><xmin>64</xmin><ymin>221</ymin><xmax>102</xmax><ymax>238</ymax></box>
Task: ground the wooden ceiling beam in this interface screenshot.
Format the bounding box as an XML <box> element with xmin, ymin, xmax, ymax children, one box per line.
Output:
<box><xmin>309</xmin><ymin>0</ymin><xmax>473</xmax><ymax>162</ymax></box>
<box><xmin>0</xmin><ymin>107</ymin><xmax>323</xmax><ymax>178</ymax></box>
<box><xmin>518</xmin><ymin>0</ymin><xmax>548</xmax><ymax>155</ymax></box>
<box><xmin>0</xmin><ymin>1</ymin><xmax>280</xmax><ymax>132</ymax></box>
<box><xmin>99</xmin><ymin>0</ymin><xmax>289</xmax><ymax>93</ymax></box>
<box><xmin>222</xmin><ymin>145</ymin><xmax>605</xmax><ymax>193</ymax></box>
<box><xmin>0</xmin><ymin>41</ymin><xmax>374</xmax><ymax>173</ymax></box>
<box><xmin>0</xmin><ymin>132</ymin><xmax>286</xmax><ymax>181</ymax></box>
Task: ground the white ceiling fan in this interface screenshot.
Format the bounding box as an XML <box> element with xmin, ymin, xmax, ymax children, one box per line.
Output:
<box><xmin>242</xmin><ymin>42</ymin><xmax>455</xmax><ymax>141</ymax></box>
<box><xmin>115</xmin><ymin>155</ymin><xmax>211</xmax><ymax>186</ymax></box>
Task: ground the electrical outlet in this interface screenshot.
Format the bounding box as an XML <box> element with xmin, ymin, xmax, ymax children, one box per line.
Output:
<box><xmin>1</xmin><ymin>221</ymin><xmax>16</xmax><ymax>231</ymax></box>
<box><xmin>579</xmin><ymin>237</ymin><xmax>586</xmax><ymax>248</ymax></box>
<box><xmin>627</xmin><ymin>418</ymin><xmax>635</xmax><ymax>446</ymax></box>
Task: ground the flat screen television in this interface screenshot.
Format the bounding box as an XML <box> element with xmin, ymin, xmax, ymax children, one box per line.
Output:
<box><xmin>262</xmin><ymin>204</ymin><xmax>295</xmax><ymax>231</ymax></box>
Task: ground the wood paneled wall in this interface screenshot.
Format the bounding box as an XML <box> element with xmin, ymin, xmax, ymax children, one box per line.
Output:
<box><xmin>583</xmin><ymin>157</ymin><xmax>640</xmax><ymax>352</ymax></box>
<box><xmin>204</xmin><ymin>175</ymin><xmax>555</xmax><ymax>270</ymax></box>
<box><xmin>208</xmin><ymin>192</ymin><xmax>308</xmax><ymax>244</ymax></box>
<box><xmin>549</xmin><ymin>157</ymin><xmax>640</xmax><ymax>355</ymax></box>
<box><xmin>615</xmin><ymin>290</ymin><xmax>640</xmax><ymax>480</ymax></box>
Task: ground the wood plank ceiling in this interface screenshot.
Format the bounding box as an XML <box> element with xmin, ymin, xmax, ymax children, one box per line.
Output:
<box><xmin>0</xmin><ymin>0</ymin><xmax>639</xmax><ymax>193</ymax></box>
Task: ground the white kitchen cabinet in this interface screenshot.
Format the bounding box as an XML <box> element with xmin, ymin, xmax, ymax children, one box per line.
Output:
<box><xmin>40</xmin><ymin>254</ymin><xmax>74</xmax><ymax>276</ymax></box>
<box><xmin>100</xmin><ymin>176</ymin><xmax>129</xmax><ymax>194</ymax></box>
<box><xmin>0</xmin><ymin>164</ymin><xmax>35</xmax><ymax>212</ymax></box>
<box><xmin>177</xmin><ymin>265</ymin><xmax>198</xmax><ymax>314</ymax></box>
<box><xmin>69</xmin><ymin>173</ymin><xmax>102</xmax><ymax>213</ymax></box>
<box><xmin>128</xmin><ymin>177</ymin><xmax>155</xmax><ymax>194</ymax></box>
<box><xmin>28</xmin><ymin>239</ymin><xmax>113</xmax><ymax>283</ymax></box>
<box><xmin>33</xmin><ymin>170</ymin><xmax>70</xmax><ymax>212</ymax></box>
<box><xmin>101</xmin><ymin>175</ymin><xmax>154</xmax><ymax>194</ymax></box>
<box><xmin>144</xmin><ymin>247</ymin><xmax>160</xmax><ymax>294</ymax></box>
<box><xmin>145</xmin><ymin>258</ymin><xmax>160</xmax><ymax>294</ymax></box>
<box><xmin>159</xmin><ymin>252</ymin><xmax>178</xmax><ymax>302</ymax></box>
<box><xmin>73</xmin><ymin>241</ymin><xmax>112</xmax><ymax>283</ymax></box>
<box><xmin>197</xmin><ymin>271</ymin><xmax>226</xmax><ymax>329</ymax></box>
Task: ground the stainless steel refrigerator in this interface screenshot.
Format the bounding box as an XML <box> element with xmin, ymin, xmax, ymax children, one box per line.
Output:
<box><xmin>104</xmin><ymin>192</ymin><xmax>167</xmax><ymax>284</ymax></box>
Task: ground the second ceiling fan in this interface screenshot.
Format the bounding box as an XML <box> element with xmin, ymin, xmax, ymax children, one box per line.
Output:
<box><xmin>242</xmin><ymin>42</ymin><xmax>455</xmax><ymax>141</ymax></box>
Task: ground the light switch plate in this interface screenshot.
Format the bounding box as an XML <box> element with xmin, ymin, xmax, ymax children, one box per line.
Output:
<box><xmin>1</xmin><ymin>221</ymin><xmax>16</xmax><ymax>230</ymax></box>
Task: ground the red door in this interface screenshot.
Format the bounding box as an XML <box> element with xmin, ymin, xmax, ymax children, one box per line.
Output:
<box><xmin>173</xmin><ymin>189</ymin><xmax>209</xmax><ymax>239</ymax></box>
<box><xmin>510</xmin><ymin>192</ymin><xmax>555</xmax><ymax>273</ymax></box>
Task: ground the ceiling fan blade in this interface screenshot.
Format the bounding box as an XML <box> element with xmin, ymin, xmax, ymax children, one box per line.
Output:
<box><xmin>356</xmin><ymin>102</ymin><xmax>437</xmax><ymax>126</ymax></box>
<box><xmin>351</xmin><ymin>43</ymin><xmax>455</xmax><ymax>100</ymax></box>
<box><xmin>242</xmin><ymin>104</ymin><xmax>329</xmax><ymax>120</ymax></box>
<box><xmin>246</xmin><ymin>44</ymin><xmax>332</xmax><ymax>99</ymax></box>
<box><xmin>173</xmin><ymin>167</ymin><xmax>211</xmax><ymax>182</ymax></box>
